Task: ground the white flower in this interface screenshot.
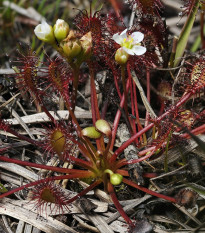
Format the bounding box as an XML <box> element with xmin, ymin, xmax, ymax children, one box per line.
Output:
<box><xmin>112</xmin><ymin>29</ymin><xmax>146</xmax><ymax>56</ymax></box>
<box><xmin>34</xmin><ymin>21</ymin><xmax>55</xmax><ymax>43</ymax></box>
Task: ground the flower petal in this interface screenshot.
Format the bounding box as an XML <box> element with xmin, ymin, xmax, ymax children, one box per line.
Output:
<box><xmin>122</xmin><ymin>47</ymin><xmax>135</xmax><ymax>55</ymax></box>
<box><xmin>132</xmin><ymin>45</ymin><xmax>146</xmax><ymax>55</ymax></box>
<box><xmin>120</xmin><ymin>29</ymin><xmax>128</xmax><ymax>39</ymax></box>
<box><xmin>112</xmin><ymin>33</ymin><xmax>124</xmax><ymax>44</ymax></box>
<box><xmin>34</xmin><ymin>25</ymin><xmax>46</xmax><ymax>40</ymax></box>
<box><xmin>131</xmin><ymin>32</ymin><xmax>144</xmax><ymax>43</ymax></box>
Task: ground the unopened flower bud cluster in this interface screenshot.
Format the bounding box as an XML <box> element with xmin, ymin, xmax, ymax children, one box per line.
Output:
<box><xmin>34</xmin><ymin>19</ymin><xmax>92</xmax><ymax>62</ymax></box>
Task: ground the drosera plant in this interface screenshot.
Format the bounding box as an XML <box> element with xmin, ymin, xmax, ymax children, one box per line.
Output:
<box><xmin>1</xmin><ymin>0</ymin><xmax>205</xmax><ymax>231</ymax></box>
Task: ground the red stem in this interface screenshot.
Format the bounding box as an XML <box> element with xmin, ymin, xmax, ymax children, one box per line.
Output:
<box><xmin>89</xmin><ymin>63</ymin><xmax>105</xmax><ymax>151</ymax></box>
<box><xmin>110</xmin><ymin>78</ymin><xmax>130</xmax><ymax>151</ymax></box>
<box><xmin>110</xmin><ymin>91</ymin><xmax>194</xmax><ymax>163</ymax></box>
<box><xmin>2</xmin><ymin>126</ymin><xmax>39</xmax><ymax>147</ymax></box>
<box><xmin>145</xmin><ymin>69</ymin><xmax>150</xmax><ymax>127</ymax></box>
<box><xmin>116</xmin><ymin>169</ymin><xmax>158</xmax><ymax>178</ymax></box>
<box><xmin>108</xmin><ymin>0</ymin><xmax>121</xmax><ymax>20</ymax></box>
<box><xmin>115</xmin><ymin>148</ymin><xmax>156</xmax><ymax>169</ymax></box>
<box><xmin>108</xmin><ymin>182</ymin><xmax>134</xmax><ymax>226</ymax></box>
<box><xmin>114</xmin><ymin>73</ymin><xmax>122</xmax><ymax>99</ymax></box>
<box><xmin>0</xmin><ymin>156</ymin><xmax>94</xmax><ymax>174</ymax></box>
<box><xmin>123</xmin><ymin>178</ymin><xmax>176</xmax><ymax>203</ymax></box>
<box><xmin>65</xmin><ymin>180</ymin><xmax>101</xmax><ymax>205</ymax></box>
<box><xmin>181</xmin><ymin>123</ymin><xmax>205</xmax><ymax>139</ymax></box>
<box><xmin>128</xmin><ymin>66</ymin><xmax>137</xmax><ymax>138</ymax></box>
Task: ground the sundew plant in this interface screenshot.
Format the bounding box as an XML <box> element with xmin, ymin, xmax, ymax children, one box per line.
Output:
<box><xmin>0</xmin><ymin>0</ymin><xmax>205</xmax><ymax>232</ymax></box>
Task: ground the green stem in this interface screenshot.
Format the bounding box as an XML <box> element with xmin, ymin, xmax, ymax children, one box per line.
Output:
<box><xmin>173</xmin><ymin>0</ymin><xmax>200</xmax><ymax>67</ymax></box>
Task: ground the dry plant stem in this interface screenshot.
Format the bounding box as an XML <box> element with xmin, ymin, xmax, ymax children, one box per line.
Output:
<box><xmin>110</xmin><ymin>90</ymin><xmax>194</xmax><ymax>163</ymax></box>
<box><xmin>108</xmin><ymin>182</ymin><xmax>134</xmax><ymax>226</ymax></box>
<box><xmin>123</xmin><ymin>178</ymin><xmax>176</xmax><ymax>203</ymax></box>
<box><xmin>0</xmin><ymin>173</ymin><xmax>93</xmax><ymax>199</ymax></box>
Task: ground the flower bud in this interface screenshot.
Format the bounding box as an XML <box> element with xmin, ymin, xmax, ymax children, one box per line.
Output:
<box><xmin>110</xmin><ymin>173</ymin><xmax>123</xmax><ymax>185</ymax></box>
<box><xmin>60</xmin><ymin>30</ymin><xmax>82</xmax><ymax>59</ymax></box>
<box><xmin>115</xmin><ymin>48</ymin><xmax>129</xmax><ymax>65</ymax></box>
<box><xmin>81</xmin><ymin>126</ymin><xmax>102</xmax><ymax>139</ymax></box>
<box><xmin>80</xmin><ymin>31</ymin><xmax>92</xmax><ymax>59</ymax></box>
<box><xmin>53</xmin><ymin>19</ymin><xmax>69</xmax><ymax>42</ymax></box>
<box><xmin>95</xmin><ymin>119</ymin><xmax>111</xmax><ymax>137</ymax></box>
<box><xmin>34</xmin><ymin>21</ymin><xmax>55</xmax><ymax>44</ymax></box>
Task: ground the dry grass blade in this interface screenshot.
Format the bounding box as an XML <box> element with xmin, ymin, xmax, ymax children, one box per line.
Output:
<box><xmin>0</xmin><ymin>198</ymin><xmax>79</xmax><ymax>233</ymax></box>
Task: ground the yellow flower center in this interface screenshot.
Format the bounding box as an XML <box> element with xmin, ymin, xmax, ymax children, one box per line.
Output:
<box><xmin>121</xmin><ymin>36</ymin><xmax>141</xmax><ymax>49</ymax></box>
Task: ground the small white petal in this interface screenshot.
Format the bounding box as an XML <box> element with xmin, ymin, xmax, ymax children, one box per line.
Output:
<box><xmin>34</xmin><ymin>21</ymin><xmax>52</xmax><ymax>39</ymax></box>
<box><xmin>120</xmin><ymin>29</ymin><xmax>128</xmax><ymax>39</ymax></box>
<box><xmin>131</xmin><ymin>32</ymin><xmax>144</xmax><ymax>43</ymax></box>
<box><xmin>112</xmin><ymin>33</ymin><xmax>124</xmax><ymax>44</ymax></box>
<box><xmin>132</xmin><ymin>45</ymin><xmax>146</xmax><ymax>55</ymax></box>
<box><xmin>41</xmin><ymin>21</ymin><xmax>51</xmax><ymax>33</ymax></box>
<box><xmin>122</xmin><ymin>47</ymin><xmax>135</xmax><ymax>55</ymax></box>
<box><xmin>34</xmin><ymin>25</ymin><xmax>45</xmax><ymax>39</ymax></box>
<box><xmin>56</xmin><ymin>19</ymin><xmax>64</xmax><ymax>26</ymax></box>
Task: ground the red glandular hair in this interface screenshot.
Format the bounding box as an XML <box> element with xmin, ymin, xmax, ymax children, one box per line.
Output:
<box><xmin>28</xmin><ymin>178</ymin><xmax>70</xmax><ymax>215</ymax></box>
<box><xmin>41</xmin><ymin>121</ymin><xmax>78</xmax><ymax>162</ymax></box>
<box><xmin>150</xmin><ymin>119</ymin><xmax>174</xmax><ymax>149</ymax></box>
<box><xmin>12</xmin><ymin>48</ymin><xmax>41</xmax><ymax>97</ymax></box>
<box><xmin>41</xmin><ymin>56</ymin><xmax>72</xmax><ymax>101</ymax></box>
<box><xmin>74</xmin><ymin>9</ymin><xmax>117</xmax><ymax>70</ymax></box>
<box><xmin>126</xmin><ymin>14</ymin><xmax>168</xmax><ymax>71</ymax></box>
<box><xmin>181</xmin><ymin>57</ymin><xmax>205</xmax><ymax>92</ymax></box>
<box><xmin>181</xmin><ymin>0</ymin><xmax>205</xmax><ymax>16</ymax></box>
<box><xmin>126</xmin><ymin>0</ymin><xmax>164</xmax><ymax>16</ymax></box>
